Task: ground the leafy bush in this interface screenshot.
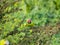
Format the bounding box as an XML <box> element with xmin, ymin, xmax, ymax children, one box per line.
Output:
<box><xmin>51</xmin><ymin>32</ymin><xmax>60</xmax><ymax>45</ymax></box>
<box><xmin>0</xmin><ymin>0</ymin><xmax>60</xmax><ymax>45</ymax></box>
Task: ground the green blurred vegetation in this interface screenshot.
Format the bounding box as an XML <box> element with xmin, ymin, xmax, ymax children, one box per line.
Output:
<box><xmin>0</xmin><ymin>0</ymin><xmax>60</xmax><ymax>45</ymax></box>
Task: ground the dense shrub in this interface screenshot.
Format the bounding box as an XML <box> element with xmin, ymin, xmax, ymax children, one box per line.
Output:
<box><xmin>0</xmin><ymin>0</ymin><xmax>60</xmax><ymax>45</ymax></box>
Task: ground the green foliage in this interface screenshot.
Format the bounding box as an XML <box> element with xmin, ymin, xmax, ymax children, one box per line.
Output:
<box><xmin>0</xmin><ymin>0</ymin><xmax>60</xmax><ymax>45</ymax></box>
<box><xmin>51</xmin><ymin>32</ymin><xmax>60</xmax><ymax>45</ymax></box>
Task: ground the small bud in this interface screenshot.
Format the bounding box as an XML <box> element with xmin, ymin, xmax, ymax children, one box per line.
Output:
<box><xmin>27</xmin><ymin>19</ymin><xmax>31</xmax><ymax>24</ymax></box>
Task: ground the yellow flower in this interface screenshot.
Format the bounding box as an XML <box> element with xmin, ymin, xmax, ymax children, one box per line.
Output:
<box><xmin>0</xmin><ymin>39</ymin><xmax>9</xmax><ymax>45</ymax></box>
<box><xmin>0</xmin><ymin>39</ymin><xmax>5</xmax><ymax>45</ymax></box>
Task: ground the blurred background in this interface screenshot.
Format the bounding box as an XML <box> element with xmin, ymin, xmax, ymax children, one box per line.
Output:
<box><xmin>0</xmin><ymin>0</ymin><xmax>60</xmax><ymax>45</ymax></box>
